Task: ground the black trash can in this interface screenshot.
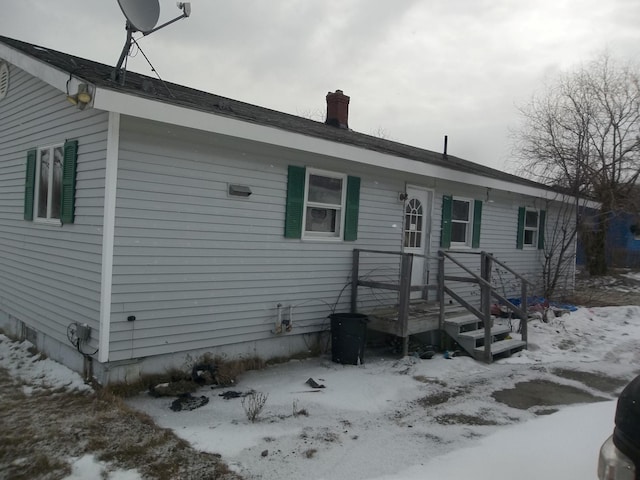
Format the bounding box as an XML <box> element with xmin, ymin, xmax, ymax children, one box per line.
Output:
<box><xmin>329</xmin><ymin>313</ymin><xmax>368</xmax><ymax>365</ymax></box>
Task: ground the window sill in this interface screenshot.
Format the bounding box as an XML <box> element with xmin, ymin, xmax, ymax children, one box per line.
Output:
<box><xmin>33</xmin><ymin>218</ymin><xmax>62</xmax><ymax>227</ymax></box>
<box><xmin>301</xmin><ymin>234</ymin><xmax>343</xmax><ymax>242</ymax></box>
<box><xmin>449</xmin><ymin>244</ymin><xmax>473</xmax><ymax>250</ymax></box>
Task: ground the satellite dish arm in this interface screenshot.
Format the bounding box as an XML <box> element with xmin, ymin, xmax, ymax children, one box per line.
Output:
<box><xmin>142</xmin><ymin>2</ymin><xmax>190</xmax><ymax>35</ymax></box>
<box><xmin>111</xmin><ymin>26</ymin><xmax>134</xmax><ymax>82</ymax></box>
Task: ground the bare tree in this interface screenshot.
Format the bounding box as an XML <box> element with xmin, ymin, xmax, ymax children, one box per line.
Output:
<box><xmin>369</xmin><ymin>126</ymin><xmax>393</xmax><ymax>140</ymax></box>
<box><xmin>540</xmin><ymin>195</ymin><xmax>582</xmax><ymax>299</ymax></box>
<box><xmin>514</xmin><ymin>53</ymin><xmax>640</xmax><ymax>275</ymax></box>
<box><xmin>296</xmin><ymin>107</ymin><xmax>325</xmax><ymax>122</ymax></box>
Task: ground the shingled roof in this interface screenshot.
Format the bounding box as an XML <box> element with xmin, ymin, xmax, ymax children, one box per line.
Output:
<box><xmin>0</xmin><ymin>35</ymin><xmax>549</xmax><ymax>191</ymax></box>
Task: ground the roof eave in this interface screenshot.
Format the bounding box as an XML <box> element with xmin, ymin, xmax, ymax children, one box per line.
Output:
<box><xmin>93</xmin><ymin>86</ymin><xmax>568</xmax><ymax>200</ymax></box>
<box><xmin>0</xmin><ymin>41</ymin><xmax>94</xmax><ymax>105</ymax></box>
<box><xmin>1</xmin><ymin>38</ymin><xmax>572</xmax><ymax>201</ymax></box>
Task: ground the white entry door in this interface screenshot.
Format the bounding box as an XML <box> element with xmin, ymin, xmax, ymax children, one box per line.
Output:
<box><xmin>404</xmin><ymin>186</ymin><xmax>432</xmax><ymax>300</ymax></box>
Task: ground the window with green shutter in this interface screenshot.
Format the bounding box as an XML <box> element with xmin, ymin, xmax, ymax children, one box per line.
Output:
<box><xmin>537</xmin><ymin>210</ymin><xmax>546</xmax><ymax>250</ymax></box>
<box><xmin>343</xmin><ymin>176</ymin><xmax>360</xmax><ymax>241</ymax></box>
<box><xmin>284</xmin><ymin>165</ymin><xmax>305</xmax><ymax>238</ymax></box>
<box><xmin>472</xmin><ymin>199</ymin><xmax>482</xmax><ymax>248</ymax></box>
<box><xmin>516</xmin><ymin>207</ymin><xmax>525</xmax><ymax>249</ymax></box>
<box><xmin>60</xmin><ymin>140</ymin><xmax>78</xmax><ymax>224</ymax></box>
<box><xmin>517</xmin><ymin>207</ymin><xmax>544</xmax><ymax>249</ymax></box>
<box><xmin>23</xmin><ymin>140</ymin><xmax>78</xmax><ymax>224</ymax></box>
<box><xmin>440</xmin><ymin>195</ymin><xmax>452</xmax><ymax>248</ymax></box>
<box><xmin>441</xmin><ymin>195</ymin><xmax>482</xmax><ymax>248</ymax></box>
<box><xmin>284</xmin><ymin>166</ymin><xmax>360</xmax><ymax>241</ymax></box>
<box><xmin>24</xmin><ymin>149</ymin><xmax>36</xmax><ymax>221</ymax></box>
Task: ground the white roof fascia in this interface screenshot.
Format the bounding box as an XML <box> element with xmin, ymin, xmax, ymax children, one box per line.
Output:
<box><xmin>94</xmin><ymin>87</ymin><xmax>561</xmax><ymax>200</ymax></box>
<box><xmin>558</xmin><ymin>193</ymin><xmax>600</xmax><ymax>210</ymax></box>
<box><xmin>0</xmin><ymin>43</ymin><xmax>93</xmax><ymax>105</ymax></box>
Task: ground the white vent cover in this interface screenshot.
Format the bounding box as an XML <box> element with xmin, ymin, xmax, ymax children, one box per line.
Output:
<box><xmin>0</xmin><ymin>62</ymin><xmax>9</xmax><ymax>101</ymax></box>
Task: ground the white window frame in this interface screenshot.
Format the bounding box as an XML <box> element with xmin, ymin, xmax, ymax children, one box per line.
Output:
<box><xmin>33</xmin><ymin>144</ymin><xmax>64</xmax><ymax>225</ymax></box>
<box><xmin>301</xmin><ymin>168</ymin><xmax>347</xmax><ymax>240</ymax></box>
<box><xmin>450</xmin><ymin>197</ymin><xmax>473</xmax><ymax>248</ymax></box>
<box><xmin>523</xmin><ymin>208</ymin><xmax>540</xmax><ymax>248</ymax></box>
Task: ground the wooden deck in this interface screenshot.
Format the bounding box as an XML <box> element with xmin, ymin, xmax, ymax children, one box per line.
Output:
<box><xmin>365</xmin><ymin>301</ymin><xmax>469</xmax><ymax>337</ymax></box>
<box><xmin>352</xmin><ymin>248</ymin><xmax>531</xmax><ymax>361</ymax></box>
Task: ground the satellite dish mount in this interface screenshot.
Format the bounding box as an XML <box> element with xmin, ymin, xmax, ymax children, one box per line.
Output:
<box><xmin>112</xmin><ymin>0</ymin><xmax>191</xmax><ymax>84</ymax></box>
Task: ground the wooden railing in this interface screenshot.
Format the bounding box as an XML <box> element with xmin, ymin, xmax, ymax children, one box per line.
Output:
<box><xmin>351</xmin><ymin>248</ymin><xmax>533</xmax><ymax>359</ymax></box>
<box><xmin>350</xmin><ymin>249</ymin><xmax>437</xmax><ymax>309</ymax></box>
<box><xmin>438</xmin><ymin>250</ymin><xmax>533</xmax><ymax>361</ymax></box>
<box><xmin>351</xmin><ymin>249</ymin><xmax>437</xmax><ymax>353</ymax></box>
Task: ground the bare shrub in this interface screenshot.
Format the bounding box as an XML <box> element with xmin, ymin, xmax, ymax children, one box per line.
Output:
<box><xmin>216</xmin><ymin>356</ymin><xmax>265</xmax><ymax>386</ymax></box>
<box><xmin>292</xmin><ymin>399</ymin><xmax>309</xmax><ymax>417</ymax></box>
<box><xmin>241</xmin><ymin>391</ymin><xmax>268</xmax><ymax>422</ymax></box>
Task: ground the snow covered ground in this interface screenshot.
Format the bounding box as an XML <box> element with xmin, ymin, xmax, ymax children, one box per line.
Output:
<box><xmin>124</xmin><ymin>305</ymin><xmax>640</xmax><ymax>480</ymax></box>
<box><xmin>2</xmin><ymin>302</ymin><xmax>639</xmax><ymax>479</ymax></box>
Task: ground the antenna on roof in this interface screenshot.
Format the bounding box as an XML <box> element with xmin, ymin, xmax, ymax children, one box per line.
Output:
<box><xmin>111</xmin><ymin>0</ymin><xmax>191</xmax><ymax>84</ymax></box>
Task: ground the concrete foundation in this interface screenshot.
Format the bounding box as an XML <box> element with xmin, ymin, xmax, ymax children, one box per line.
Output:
<box><xmin>1</xmin><ymin>310</ymin><xmax>327</xmax><ymax>385</ymax></box>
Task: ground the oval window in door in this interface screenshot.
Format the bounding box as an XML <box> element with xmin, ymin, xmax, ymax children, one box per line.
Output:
<box><xmin>404</xmin><ymin>198</ymin><xmax>423</xmax><ymax>248</ymax></box>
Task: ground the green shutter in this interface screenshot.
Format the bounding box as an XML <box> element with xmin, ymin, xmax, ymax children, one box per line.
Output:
<box><xmin>24</xmin><ymin>149</ymin><xmax>37</xmax><ymax>221</ymax></box>
<box><xmin>60</xmin><ymin>140</ymin><xmax>78</xmax><ymax>224</ymax></box>
<box><xmin>440</xmin><ymin>195</ymin><xmax>452</xmax><ymax>248</ymax></box>
<box><xmin>472</xmin><ymin>200</ymin><xmax>482</xmax><ymax>248</ymax></box>
<box><xmin>284</xmin><ymin>165</ymin><xmax>305</xmax><ymax>238</ymax></box>
<box><xmin>344</xmin><ymin>176</ymin><xmax>360</xmax><ymax>241</ymax></box>
<box><xmin>516</xmin><ymin>207</ymin><xmax>525</xmax><ymax>249</ymax></box>
<box><xmin>538</xmin><ymin>210</ymin><xmax>546</xmax><ymax>250</ymax></box>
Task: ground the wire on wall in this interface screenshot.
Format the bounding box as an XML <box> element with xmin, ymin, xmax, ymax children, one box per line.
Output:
<box><xmin>66</xmin><ymin>323</ymin><xmax>99</xmax><ymax>357</ymax></box>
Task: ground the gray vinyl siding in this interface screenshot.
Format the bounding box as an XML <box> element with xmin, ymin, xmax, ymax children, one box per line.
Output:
<box><xmin>108</xmin><ymin>116</ymin><xmax>572</xmax><ymax>361</ymax></box>
<box><xmin>109</xmin><ymin>117</ymin><xmax>403</xmax><ymax>360</ymax></box>
<box><xmin>430</xmin><ymin>184</ymin><xmax>574</xmax><ymax>306</ymax></box>
<box><xmin>0</xmin><ymin>64</ymin><xmax>107</xmax><ymax>348</ymax></box>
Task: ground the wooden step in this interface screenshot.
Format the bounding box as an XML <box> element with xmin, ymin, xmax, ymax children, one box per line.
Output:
<box><xmin>473</xmin><ymin>338</ymin><xmax>526</xmax><ymax>360</ymax></box>
<box><xmin>458</xmin><ymin>325</ymin><xmax>511</xmax><ymax>341</ymax></box>
<box><xmin>443</xmin><ymin>314</ymin><xmax>481</xmax><ymax>328</ymax></box>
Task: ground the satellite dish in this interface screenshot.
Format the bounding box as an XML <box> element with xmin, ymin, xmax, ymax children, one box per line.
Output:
<box><xmin>117</xmin><ymin>0</ymin><xmax>160</xmax><ymax>33</ymax></box>
<box><xmin>111</xmin><ymin>0</ymin><xmax>191</xmax><ymax>84</ymax></box>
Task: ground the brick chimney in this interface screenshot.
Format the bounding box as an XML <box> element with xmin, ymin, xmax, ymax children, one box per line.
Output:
<box><xmin>325</xmin><ymin>90</ymin><xmax>350</xmax><ymax>129</ymax></box>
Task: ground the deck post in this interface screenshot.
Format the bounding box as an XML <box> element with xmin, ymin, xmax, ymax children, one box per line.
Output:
<box><xmin>398</xmin><ymin>253</ymin><xmax>413</xmax><ymax>356</ymax></box>
<box><xmin>481</xmin><ymin>252</ymin><xmax>493</xmax><ymax>363</ymax></box>
<box><xmin>437</xmin><ymin>252</ymin><xmax>445</xmax><ymax>323</ymax></box>
<box><xmin>438</xmin><ymin>251</ymin><xmax>445</xmax><ymax>343</ymax></box>
<box><xmin>521</xmin><ymin>282</ymin><xmax>528</xmax><ymax>345</ymax></box>
<box><xmin>351</xmin><ymin>249</ymin><xmax>360</xmax><ymax>314</ymax></box>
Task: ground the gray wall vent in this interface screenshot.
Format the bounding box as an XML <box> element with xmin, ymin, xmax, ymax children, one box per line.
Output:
<box><xmin>0</xmin><ymin>62</ymin><xmax>9</xmax><ymax>101</ymax></box>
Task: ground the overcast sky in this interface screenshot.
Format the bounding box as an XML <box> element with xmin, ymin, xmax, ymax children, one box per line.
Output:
<box><xmin>2</xmin><ymin>0</ymin><xmax>639</xmax><ymax>171</ymax></box>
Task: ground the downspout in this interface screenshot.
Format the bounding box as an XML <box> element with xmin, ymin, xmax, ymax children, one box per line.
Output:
<box><xmin>98</xmin><ymin>112</ymin><xmax>120</xmax><ymax>363</ymax></box>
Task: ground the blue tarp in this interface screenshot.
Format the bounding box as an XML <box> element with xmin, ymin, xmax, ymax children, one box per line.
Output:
<box><xmin>506</xmin><ymin>296</ymin><xmax>578</xmax><ymax>312</ymax></box>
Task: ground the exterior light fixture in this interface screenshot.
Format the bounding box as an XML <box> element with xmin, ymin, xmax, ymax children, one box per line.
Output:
<box><xmin>485</xmin><ymin>187</ymin><xmax>495</xmax><ymax>203</ymax></box>
<box><xmin>66</xmin><ymin>83</ymin><xmax>92</xmax><ymax>109</ymax></box>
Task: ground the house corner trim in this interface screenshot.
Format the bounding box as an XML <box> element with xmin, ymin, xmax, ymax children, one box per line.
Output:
<box><xmin>98</xmin><ymin>112</ymin><xmax>120</xmax><ymax>363</ymax></box>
